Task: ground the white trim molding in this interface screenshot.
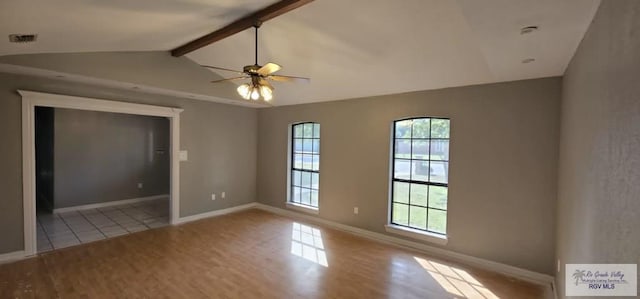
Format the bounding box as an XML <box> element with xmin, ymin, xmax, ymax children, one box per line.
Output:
<box><xmin>175</xmin><ymin>203</ymin><xmax>257</xmax><ymax>225</ymax></box>
<box><xmin>254</xmin><ymin>203</ymin><xmax>555</xmax><ymax>286</ymax></box>
<box><xmin>0</xmin><ymin>250</ymin><xmax>27</xmax><ymax>265</ymax></box>
<box><xmin>286</xmin><ymin>202</ymin><xmax>319</xmax><ymax>215</ymax></box>
<box><xmin>385</xmin><ymin>224</ymin><xmax>448</xmax><ymax>245</ymax></box>
<box><xmin>52</xmin><ymin>194</ymin><xmax>169</xmax><ymax>214</ymax></box>
<box><xmin>20</xmin><ymin>90</ymin><xmax>183</xmax><ymax>258</ymax></box>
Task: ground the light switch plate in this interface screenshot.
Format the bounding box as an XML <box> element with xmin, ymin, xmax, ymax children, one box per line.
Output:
<box><xmin>179</xmin><ymin>150</ymin><xmax>188</xmax><ymax>161</ymax></box>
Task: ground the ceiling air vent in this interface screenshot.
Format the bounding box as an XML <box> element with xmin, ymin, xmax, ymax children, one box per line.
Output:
<box><xmin>9</xmin><ymin>34</ymin><xmax>37</xmax><ymax>43</ymax></box>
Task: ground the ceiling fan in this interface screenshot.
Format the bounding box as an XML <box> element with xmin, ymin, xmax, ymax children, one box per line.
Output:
<box><xmin>202</xmin><ymin>22</ymin><xmax>310</xmax><ymax>102</ymax></box>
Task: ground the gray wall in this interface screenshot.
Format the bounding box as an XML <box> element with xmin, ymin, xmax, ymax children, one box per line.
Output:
<box><xmin>0</xmin><ymin>51</ymin><xmax>241</xmax><ymax>101</ymax></box>
<box><xmin>556</xmin><ymin>0</ymin><xmax>640</xmax><ymax>297</ymax></box>
<box><xmin>0</xmin><ymin>72</ymin><xmax>257</xmax><ymax>254</ymax></box>
<box><xmin>257</xmin><ymin>77</ymin><xmax>561</xmax><ymax>275</ymax></box>
<box><xmin>53</xmin><ymin>108</ymin><xmax>169</xmax><ymax>208</ymax></box>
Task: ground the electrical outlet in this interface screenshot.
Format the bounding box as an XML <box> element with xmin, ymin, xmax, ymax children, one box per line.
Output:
<box><xmin>354</xmin><ymin>207</ymin><xmax>359</xmax><ymax>214</ymax></box>
<box><xmin>137</xmin><ymin>183</ymin><xmax>143</xmax><ymax>189</ymax></box>
<box><xmin>222</xmin><ymin>192</ymin><xmax>226</xmax><ymax>199</ymax></box>
<box><xmin>211</xmin><ymin>193</ymin><xmax>216</xmax><ymax>201</ymax></box>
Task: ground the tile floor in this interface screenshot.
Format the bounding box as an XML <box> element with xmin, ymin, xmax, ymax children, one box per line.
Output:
<box><xmin>37</xmin><ymin>198</ymin><xmax>169</xmax><ymax>252</ymax></box>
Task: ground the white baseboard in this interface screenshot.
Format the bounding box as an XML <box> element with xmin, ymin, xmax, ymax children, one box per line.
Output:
<box><xmin>53</xmin><ymin>194</ymin><xmax>169</xmax><ymax>214</ymax></box>
<box><xmin>174</xmin><ymin>203</ymin><xmax>257</xmax><ymax>225</ymax></box>
<box><xmin>253</xmin><ymin>203</ymin><xmax>555</xmax><ymax>287</ymax></box>
<box><xmin>0</xmin><ymin>250</ymin><xmax>26</xmax><ymax>264</ymax></box>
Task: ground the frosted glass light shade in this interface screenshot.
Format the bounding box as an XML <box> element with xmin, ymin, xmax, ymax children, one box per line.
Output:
<box><xmin>237</xmin><ymin>84</ymin><xmax>251</xmax><ymax>100</ymax></box>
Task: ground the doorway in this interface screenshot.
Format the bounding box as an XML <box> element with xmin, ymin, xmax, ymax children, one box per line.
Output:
<box><xmin>34</xmin><ymin>106</ymin><xmax>171</xmax><ymax>252</ymax></box>
<box><xmin>21</xmin><ymin>90</ymin><xmax>183</xmax><ymax>256</ymax></box>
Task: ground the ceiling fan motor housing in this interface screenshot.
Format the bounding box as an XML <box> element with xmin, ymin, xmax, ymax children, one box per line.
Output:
<box><xmin>244</xmin><ymin>65</ymin><xmax>261</xmax><ymax>74</ymax></box>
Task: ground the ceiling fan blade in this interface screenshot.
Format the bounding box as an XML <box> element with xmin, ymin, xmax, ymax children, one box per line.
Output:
<box><xmin>210</xmin><ymin>77</ymin><xmax>246</xmax><ymax>83</ymax></box>
<box><xmin>258</xmin><ymin>78</ymin><xmax>274</xmax><ymax>90</ymax></box>
<box><xmin>257</xmin><ymin>62</ymin><xmax>282</xmax><ymax>75</ymax></box>
<box><xmin>268</xmin><ymin>75</ymin><xmax>310</xmax><ymax>83</ymax></box>
<box><xmin>201</xmin><ymin>65</ymin><xmax>244</xmax><ymax>74</ymax></box>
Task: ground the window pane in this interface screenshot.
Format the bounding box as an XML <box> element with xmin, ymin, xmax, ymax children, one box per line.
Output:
<box><xmin>394</xmin><ymin>140</ymin><xmax>411</xmax><ymax>159</ymax></box>
<box><xmin>311</xmin><ymin>173</ymin><xmax>319</xmax><ymax>189</ymax></box>
<box><xmin>302</xmin><ymin>139</ymin><xmax>312</xmax><ymax>153</ymax></box>
<box><xmin>429</xmin><ymin>161</ymin><xmax>448</xmax><ymax>184</ymax></box>
<box><xmin>431</xmin><ymin>119</ymin><xmax>450</xmax><ymax>138</ymax></box>
<box><xmin>294</xmin><ymin>139</ymin><xmax>303</xmax><ymax>153</ymax></box>
<box><xmin>312</xmin><ymin>155</ymin><xmax>320</xmax><ymax>171</ymax></box>
<box><xmin>409</xmin><ymin>206</ymin><xmax>427</xmax><ymax>230</ymax></box>
<box><xmin>412</xmin><ymin>118</ymin><xmax>431</xmax><ymax>138</ymax></box>
<box><xmin>303</xmin><ymin>123</ymin><xmax>314</xmax><ymax>138</ymax></box>
<box><xmin>412</xmin><ymin>140</ymin><xmax>429</xmax><ymax>160</ymax></box>
<box><xmin>411</xmin><ymin>160</ymin><xmax>429</xmax><ymax>182</ymax></box>
<box><xmin>292</xmin><ymin>187</ymin><xmax>301</xmax><ymax>203</ymax></box>
<box><xmin>390</xmin><ymin>118</ymin><xmax>449</xmax><ymax>235</ymax></box>
<box><xmin>294</xmin><ymin>124</ymin><xmax>304</xmax><ymax>138</ymax></box>
<box><xmin>302</xmin><ymin>154</ymin><xmax>312</xmax><ymax>170</ymax></box>
<box><xmin>430</xmin><ymin>139</ymin><xmax>449</xmax><ymax>161</ymax></box>
<box><xmin>292</xmin><ymin>170</ymin><xmax>301</xmax><ymax>187</ymax></box>
<box><xmin>301</xmin><ymin>171</ymin><xmax>312</xmax><ymax>188</ymax></box>
<box><xmin>393</xmin><ymin>182</ymin><xmax>409</xmax><ymax>203</ymax></box>
<box><xmin>395</xmin><ymin>120</ymin><xmax>412</xmax><ymax>138</ymax></box>
<box><xmin>291</xmin><ymin>123</ymin><xmax>320</xmax><ymax>207</ymax></box>
<box><xmin>410</xmin><ymin>184</ymin><xmax>428</xmax><ymax>206</ymax></box>
<box><xmin>428</xmin><ymin>186</ymin><xmax>448</xmax><ymax>210</ymax></box>
<box><xmin>394</xmin><ymin>159</ymin><xmax>411</xmax><ymax>180</ymax></box>
<box><xmin>392</xmin><ymin>203</ymin><xmax>409</xmax><ymax>226</ymax></box>
<box><xmin>294</xmin><ymin>154</ymin><xmax>303</xmax><ymax>169</ymax></box>
<box><xmin>301</xmin><ymin>188</ymin><xmax>311</xmax><ymax>205</ymax></box>
<box><xmin>428</xmin><ymin>209</ymin><xmax>447</xmax><ymax>234</ymax></box>
<box><xmin>310</xmin><ymin>190</ymin><xmax>318</xmax><ymax>207</ymax></box>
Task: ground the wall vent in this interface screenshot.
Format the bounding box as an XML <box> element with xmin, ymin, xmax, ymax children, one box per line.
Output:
<box><xmin>9</xmin><ymin>34</ymin><xmax>37</xmax><ymax>43</ymax></box>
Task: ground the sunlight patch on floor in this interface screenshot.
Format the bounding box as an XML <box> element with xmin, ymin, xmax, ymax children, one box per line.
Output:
<box><xmin>414</xmin><ymin>256</ymin><xmax>499</xmax><ymax>299</ymax></box>
<box><xmin>291</xmin><ymin>223</ymin><xmax>328</xmax><ymax>267</ymax></box>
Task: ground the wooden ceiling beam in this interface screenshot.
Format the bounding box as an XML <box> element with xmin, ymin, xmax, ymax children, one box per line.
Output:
<box><xmin>171</xmin><ymin>0</ymin><xmax>314</xmax><ymax>57</ymax></box>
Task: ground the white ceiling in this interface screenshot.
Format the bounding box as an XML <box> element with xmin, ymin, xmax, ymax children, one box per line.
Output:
<box><xmin>0</xmin><ymin>0</ymin><xmax>600</xmax><ymax>106</ymax></box>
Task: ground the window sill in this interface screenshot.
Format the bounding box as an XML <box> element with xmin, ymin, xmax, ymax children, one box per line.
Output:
<box><xmin>286</xmin><ymin>202</ymin><xmax>319</xmax><ymax>215</ymax></box>
<box><xmin>385</xmin><ymin>224</ymin><xmax>448</xmax><ymax>245</ymax></box>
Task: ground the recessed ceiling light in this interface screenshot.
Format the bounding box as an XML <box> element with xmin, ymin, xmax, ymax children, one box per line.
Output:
<box><xmin>520</xmin><ymin>26</ymin><xmax>539</xmax><ymax>35</ymax></box>
<box><xmin>522</xmin><ymin>58</ymin><xmax>536</xmax><ymax>64</ymax></box>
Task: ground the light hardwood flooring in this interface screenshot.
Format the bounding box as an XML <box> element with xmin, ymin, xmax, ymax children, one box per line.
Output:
<box><xmin>0</xmin><ymin>209</ymin><xmax>549</xmax><ymax>298</ymax></box>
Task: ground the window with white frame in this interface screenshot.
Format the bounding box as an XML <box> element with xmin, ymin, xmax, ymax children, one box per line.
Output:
<box><xmin>290</xmin><ymin>122</ymin><xmax>320</xmax><ymax>208</ymax></box>
<box><xmin>390</xmin><ymin>117</ymin><xmax>450</xmax><ymax>235</ymax></box>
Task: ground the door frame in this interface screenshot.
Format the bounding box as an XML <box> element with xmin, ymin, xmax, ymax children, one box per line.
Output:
<box><xmin>20</xmin><ymin>90</ymin><xmax>183</xmax><ymax>256</ymax></box>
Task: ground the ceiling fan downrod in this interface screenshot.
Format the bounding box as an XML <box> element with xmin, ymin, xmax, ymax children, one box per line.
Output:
<box><xmin>253</xmin><ymin>21</ymin><xmax>262</xmax><ymax>66</ymax></box>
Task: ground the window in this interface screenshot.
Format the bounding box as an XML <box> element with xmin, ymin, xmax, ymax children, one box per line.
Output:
<box><xmin>290</xmin><ymin>122</ymin><xmax>320</xmax><ymax>209</ymax></box>
<box><xmin>390</xmin><ymin>117</ymin><xmax>450</xmax><ymax>236</ymax></box>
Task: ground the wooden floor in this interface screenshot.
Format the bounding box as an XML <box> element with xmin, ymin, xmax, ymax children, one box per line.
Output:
<box><xmin>0</xmin><ymin>209</ymin><xmax>548</xmax><ymax>298</ymax></box>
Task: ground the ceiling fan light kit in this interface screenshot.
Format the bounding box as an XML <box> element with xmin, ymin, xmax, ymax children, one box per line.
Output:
<box><xmin>237</xmin><ymin>77</ymin><xmax>273</xmax><ymax>101</ymax></box>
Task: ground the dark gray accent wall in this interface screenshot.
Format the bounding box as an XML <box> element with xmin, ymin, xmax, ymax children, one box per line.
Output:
<box><xmin>35</xmin><ymin>107</ymin><xmax>54</xmax><ymax>212</ymax></box>
<box><xmin>53</xmin><ymin>108</ymin><xmax>169</xmax><ymax>208</ymax></box>
<box><xmin>257</xmin><ymin>77</ymin><xmax>561</xmax><ymax>275</ymax></box>
<box><xmin>556</xmin><ymin>1</ymin><xmax>640</xmax><ymax>297</ymax></box>
<box><xmin>0</xmin><ymin>72</ymin><xmax>257</xmax><ymax>254</ymax></box>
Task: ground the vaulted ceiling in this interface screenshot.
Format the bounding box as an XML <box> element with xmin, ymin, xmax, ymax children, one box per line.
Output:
<box><xmin>0</xmin><ymin>0</ymin><xmax>600</xmax><ymax>106</ymax></box>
